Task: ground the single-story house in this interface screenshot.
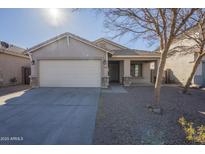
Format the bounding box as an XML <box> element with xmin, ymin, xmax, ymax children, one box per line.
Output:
<box><xmin>27</xmin><ymin>32</ymin><xmax>160</xmax><ymax>88</ymax></box>
<box><xmin>0</xmin><ymin>42</ymin><xmax>30</xmax><ymax>87</ymax></box>
<box><xmin>165</xmin><ymin>27</ymin><xmax>205</xmax><ymax>87</ymax></box>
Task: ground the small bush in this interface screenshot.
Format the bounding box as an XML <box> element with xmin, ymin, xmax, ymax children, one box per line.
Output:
<box><xmin>178</xmin><ymin>117</ymin><xmax>205</xmax><ymax>144</ymax></box>
<box><xmin>10</xmin><ymin>77</ymin><xmax>17</xmax><ymax>83</ymax></box>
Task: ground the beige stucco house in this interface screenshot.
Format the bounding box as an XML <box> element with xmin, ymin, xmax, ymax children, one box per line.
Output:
<box><xmin>27</xmin><ymin>32</ymin><xmax>160</xmax><ymax>88</ymax></box>
<box><xmin>165</xmin><ymin>27</ymin><xmax>205</xmax><ymax>87</ymax></box>
<box><xmin>0</xmin><ymin>42</ymin><xmax>30</xmax><ymax>87</ymax></box>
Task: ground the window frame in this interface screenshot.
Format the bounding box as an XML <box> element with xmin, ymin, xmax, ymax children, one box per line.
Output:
<box><xmin>130</xmin><ymin>62</ymin><xmax>143</xmax><ymax>77</ymax></box>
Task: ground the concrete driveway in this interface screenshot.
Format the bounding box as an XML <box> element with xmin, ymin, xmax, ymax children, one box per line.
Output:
<box><xmin>0</xmin><ymin>87</ymin><xmax>100</xmax><ymax>145</ymax></box>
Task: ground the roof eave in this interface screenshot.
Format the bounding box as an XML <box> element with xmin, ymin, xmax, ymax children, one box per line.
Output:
<box><xmin>0</xmin><ymin>49</ymin><xmax>30</xmax><ymax>59</ymax></box>
<box><xmin>27</xmin><ymin>34</ymin><xmax>66</xmax><ymax>53</ymax></box>
<box><xmin>69</xmin><ymin>35</ymin><xmax>113</xmax><ymax>54</ymax></box>
<box><xmin>27</xmin><ymin>33</ymin><xmax>113</xmax><ymax>54</ymax></box>
<box><xmin>112</xmin><ymin>55</ymin><xmax>160</xmax><ymax>58</ymax></box>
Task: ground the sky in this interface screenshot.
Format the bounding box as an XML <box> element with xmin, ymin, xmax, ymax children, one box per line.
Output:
<box><xmin>0</xmin><ymin>8</ymin><xmax>158</xmax><ymax>51</ymax></box>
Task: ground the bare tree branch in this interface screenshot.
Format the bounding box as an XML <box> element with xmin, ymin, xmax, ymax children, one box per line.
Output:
<box><xmin>101</xmin><ymin>8</ymin><xmax>199</xmax><ymax>106</ymax></box>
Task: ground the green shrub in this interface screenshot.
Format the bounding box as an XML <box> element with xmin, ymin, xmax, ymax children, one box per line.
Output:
<box><xmin>178</xmin><ymin>117</ymin><xmax>205</xmax><ymax>144</ymax></box>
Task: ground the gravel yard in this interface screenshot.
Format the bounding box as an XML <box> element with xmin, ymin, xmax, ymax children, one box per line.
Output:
<box><xmin>93</xmin><ymin>85</ymin><xmax>205</xmax><ymax>145</ymax></box>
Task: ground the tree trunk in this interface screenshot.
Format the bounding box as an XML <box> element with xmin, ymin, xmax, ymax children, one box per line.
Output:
<box><xmin>183</xmin><ymin>55</ymin><xmax>203</xmax><ymax>93</ymax></box>
<box><xmin>154</xmin><ymin>49</ymin><xmax>169</xmax><ymax>107</ymax></box>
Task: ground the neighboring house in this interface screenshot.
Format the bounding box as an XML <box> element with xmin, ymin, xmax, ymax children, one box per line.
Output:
<box><xmin>164</xmin><ymin>27</ymin><xmax>205</xmax><ymax>87</ymax></box>
<box><xmin>27</xmin><ymin>32</ymin><xmax>160</xmax><ymax>88</ymax></box>
<box><xmin>0</xmin><ymin>41</ymin><xmax>30</xmax><ymax>87</ymax></box>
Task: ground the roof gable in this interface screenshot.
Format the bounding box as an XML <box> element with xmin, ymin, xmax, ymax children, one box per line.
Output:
<box><xmin>27</xmin><ymin>32</ymin><xmax>112</xmax><ymax>54</ymax></box>
<box><xmin>94</xmin><ymin>38</ymin><xmax>128</xmax><ymax>50</ymax></box>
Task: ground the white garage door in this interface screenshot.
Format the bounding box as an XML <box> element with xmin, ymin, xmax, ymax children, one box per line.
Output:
<box><xmin>39</xmin><ymin>60</ymin><xmax>101</xmax><ymax>87</ymax></box>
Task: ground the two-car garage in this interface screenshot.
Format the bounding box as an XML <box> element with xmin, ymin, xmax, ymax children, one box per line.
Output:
<box><xmin>39</xmin><ymin>60</ymin><xmax>101</xmax><ymax>87</ymax></box>
<box><xmin>29</xmin><ymin>33</ymin><xmax>109</xmax><ymax>88</ymax></box>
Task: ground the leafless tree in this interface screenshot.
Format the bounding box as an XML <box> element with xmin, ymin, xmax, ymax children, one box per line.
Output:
<box><xmin>167</xmin><ymin>9</ymin><xmax>205</xmax><ymax>93</ymax></box>
<box><xmin>182</xmin><ymin>10</ymin><xmax>205</xmax><ymax>93</ymax></box>
<box><xmin>102</xmin><ymin>9</ymin><xmax>198</xmax><ymax>109</ymax></box>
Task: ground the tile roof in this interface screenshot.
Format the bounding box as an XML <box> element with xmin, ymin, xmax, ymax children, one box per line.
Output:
<box><xmin>111</xmin><ymin>49</ymin><xmax>160</xmax><ymax>56</ymax></box>
<box><xmin>94</xmin><ymin>38</ymin><xmax>128</xmax><ymax>50</ymax></box>
<box><xmin>0</xmin><ymin>42</ymin><xmax>28</xmax><ymax>58</ymax></box>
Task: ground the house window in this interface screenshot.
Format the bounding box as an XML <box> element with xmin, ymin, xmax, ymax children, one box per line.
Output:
<box><xmin>131</xmin><ymin>63</ymin><xmax>142</xmax><ymax>77</ymax></box>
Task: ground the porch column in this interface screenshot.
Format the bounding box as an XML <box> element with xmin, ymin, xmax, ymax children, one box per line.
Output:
<box><xmin>104</xmin><ymin>52</ymin><xmax>109</xmax><ymax>76</ymax></box>
<box><xmin>123</xmin><ymin>59</ymin><xmax>131</xmax><ymax>86</ymax></box>
<box><xmin>152</xmin><ymin>59</ymin><xmax>159</xmax><ymax>84</ymax></box>
<box><xmin>30</xmin><ymin>59</ymin><xmax>39</xmax><ymax>88</ymax></box>
<box><xmin>102</xmin><ymin>52</ymin><xmax>109</xmax><ymax>88</ymax></box>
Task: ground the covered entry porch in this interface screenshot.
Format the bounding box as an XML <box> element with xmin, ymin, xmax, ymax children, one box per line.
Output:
<box><xmin>108</xmin><ymin>57</ymin><xmax>159</xmax><ymax>86</ymax></box>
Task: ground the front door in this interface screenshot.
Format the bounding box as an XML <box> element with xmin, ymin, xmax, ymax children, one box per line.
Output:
<box><xmin>109</xmin><ymin>61</ymin><xmax>120</xmax><ymax>82</ymax></box>
<box><xmin>202</xmin><ymin>62</ymin><xmax>205</xmax><ymax>86</ymax></box>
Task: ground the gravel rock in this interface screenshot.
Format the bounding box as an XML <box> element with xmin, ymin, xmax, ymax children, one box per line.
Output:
<box><xmin>93</xmin><ymin>86</ymin><xmax>205</xmax><ymax>145</ymax></box>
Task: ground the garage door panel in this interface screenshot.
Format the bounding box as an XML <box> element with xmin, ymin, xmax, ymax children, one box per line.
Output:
<box><xmin>39</xmin><ymin>60</ymin><xmax>101</xmax><ymax>87</ymax></box>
